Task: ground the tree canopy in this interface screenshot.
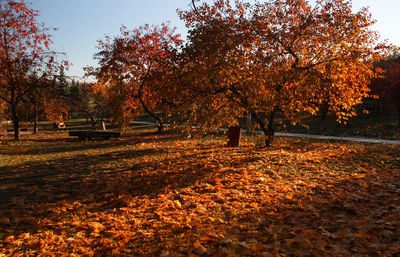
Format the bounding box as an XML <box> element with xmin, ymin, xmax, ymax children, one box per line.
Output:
<box><xmin>0</xmin><ymin>0</ymin><xmax>66</xmax><ymax>138</ymax></box>
<box><xmin>88</xmin><ymin>23</ymin><xmax>182</xmax><ymax>132</ymax></box>
<box><xmin>176</xmin><ymin>0</ymin><xmax>385</xmax><ymax>146</ymax></box>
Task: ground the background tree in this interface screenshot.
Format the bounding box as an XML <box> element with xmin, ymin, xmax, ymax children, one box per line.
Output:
<box><xmin>40</xmin><ymin>69</ymin><xmax>70</xmax><ymax>125</ymax></box>
<box><xmin>80</xmin><ymin>82</ymin><xmax>110</xmax><ymax>129</ymax></box>
<box><xmin>178</xmin><ymin>0</ymin><xmax>384</xmax><ymax>146</ymax></box>
<box><xmin>19</xmin><ymin>73</ymin><xmax>51</xmax><ymax>134</ymax></box>
<box><xmin>369</xmin><ymin>46</ymin><xmax>400</xmax><ymax>125</ymax></box>
<box><xmin>88</xmin><ymin>23</ymin><xmax>182</xmax><ymax>132</ymax></box>
<box><xmin>385</xmin><ymin>62</ymin><xmax>400</xmax><ymax>125</ymax></box>
<box><xmin>0</xmin><ymin>0</ymin><xmax>66</xmax><ymax>139</ymax></box>
<box><xmin>68</xmin><ymin>79</ymin><xmax>83</xmax><ymax>117</ymax></box>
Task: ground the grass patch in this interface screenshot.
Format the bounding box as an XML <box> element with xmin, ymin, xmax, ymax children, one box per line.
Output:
<box><xmin>239</xmin><ymin>111</ymin><xmax>400</xmax><ymax>140</ymax></box>
<box><xmin>278</xmin><ymin>112</ymin><xmax>400</xmax><ymax>140</ymax></box>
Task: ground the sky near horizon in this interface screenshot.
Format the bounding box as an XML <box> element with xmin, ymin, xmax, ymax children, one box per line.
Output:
<box><xmin>30</xmin><ymin>0</ymin><xmax>400</xmax><ymax>78</ymax></box>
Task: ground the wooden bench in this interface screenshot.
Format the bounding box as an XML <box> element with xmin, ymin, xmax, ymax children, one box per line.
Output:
<box><xmin>69</xmin><ymin>131</ymin><xmax>120</xmax><ymax>141</ymax></box>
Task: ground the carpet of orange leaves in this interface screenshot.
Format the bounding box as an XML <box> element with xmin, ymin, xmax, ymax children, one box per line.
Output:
<box><xmin>0</xmin><ymin>132</ymin><xmax>399</xmax><ymax>256</ymax></box>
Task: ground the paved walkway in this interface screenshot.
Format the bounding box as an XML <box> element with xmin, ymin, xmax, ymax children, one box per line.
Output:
<box><xmin>132</xmin><ymin>121</ymin><xmax>400</xmax><ymax>146</ymax></box>
<box><xmin>275</xmin><ymin>132</ymin><xmax>400</xmax><ymax>145</ymax></box>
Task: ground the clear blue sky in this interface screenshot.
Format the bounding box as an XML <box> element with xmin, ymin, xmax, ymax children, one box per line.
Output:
<box><xmin>30</xmin><ymin>0</ymin><xmax>400</xmax><ymax>78</ymax></box>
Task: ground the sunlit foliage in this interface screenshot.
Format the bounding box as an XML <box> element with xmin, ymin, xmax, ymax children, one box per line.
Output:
<box><xmin>0</xmin><ymin>0</ymin><xmax>66</xmax><ymax>138</ymax></box>
<box><xmin>176</xmin><ymin>0</ymin><xmax>385</xmax><ymax>146</ymax></box>
<box><xmin>87</xmin><ymin>23</ymin><xmax>182</xmax><ymax>132</ymax></box>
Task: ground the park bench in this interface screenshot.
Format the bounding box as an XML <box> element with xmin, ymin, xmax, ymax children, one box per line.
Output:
<box><xmin>68</xmin><ymin>131</ymin><xmax>120</xmax><ymax>141</ymax></box>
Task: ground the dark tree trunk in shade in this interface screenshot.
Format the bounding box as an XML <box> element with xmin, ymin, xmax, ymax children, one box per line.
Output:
<box><xmin>252</xmin><ymin>110</ymin><xmax>276</xmax><ymax>147</ymax></box>
<box><xmin>11</xmin><ymin>106</ymin><xmax>20</xmax><ymax>139</ymax></box>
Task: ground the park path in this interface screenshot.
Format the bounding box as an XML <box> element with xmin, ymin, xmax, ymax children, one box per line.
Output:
<box><xmin>274</xmin><ymin>132</ymin><xmax>400</xmax><ymax>145</ymax></box>
<box><xmin>132</xmin><ymin>121</ymin><xmax>400</xmax><ymax>145</ymax></box>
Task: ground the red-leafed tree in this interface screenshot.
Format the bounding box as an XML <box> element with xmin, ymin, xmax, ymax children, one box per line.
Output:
<box><xmin>88</xmin><ymin>23</ymin><xmax>182</xmax><ymax>132</ymax></box>
<box><xmin>177</xmin><ymin>0</ymin><xmax>384</xmax><ymax>146</ymax></box>
<box><xmin>0</xmin><ymin>0</ymin><xmax>66</xmax><ymax>139</ymax></box>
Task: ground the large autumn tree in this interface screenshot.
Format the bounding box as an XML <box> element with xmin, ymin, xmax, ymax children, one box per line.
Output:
<box><xmin>0</xmin><ymin>0</ymin><xmax>65</xmax><ymax>139</ymax></box>
<box><xmin>178</xmin><ymin>0</ymin><xmax>384</xmax><ymax>146</ymax></box>
<box><xmin>88</xmin><ymin>23</ymin><xmax>182</xmax><ymax>132</ymax></box>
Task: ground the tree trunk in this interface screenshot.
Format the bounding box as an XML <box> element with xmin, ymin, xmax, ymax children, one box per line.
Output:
<box><xmin>397</xmin><ymin>102</ymin><xmax>400</xmax><ymax>128</ymax></box>
<box><xmin>138</xmin><ymin>94</ymin><xmax>164</xmax><ymax>134</ymax></box>
<box><xmin>33</xmin><ymin>115</ymin><xmax>38</xmax><ymax>134</ymax></box>
<box><xmin>90</xmin><ymin>115</ymin><xmax>96</xmax><ymax>129</ymax></box>
<box><xmin>252</xmin><ymin>111</ymin><xmax>275</xmax><ymax>147</ymax></box>
<box><xmin>264</xmin><ymin>112</ymin><xmax>275</xmax><ymax>147</ymax></box>
<box><xmin>246</xmin><ymin>112</ymin><xmax>252</xmax><ymax>134</ymax></box>
<box><xmin>11</xmin><ymin>106</ymin><xmax>20</xmax><ymax>140</ymax></box>
<box><xmin>33</xmin><ymin>94</ymin><xmax>38</xmax><ymax>134</ymax></box>
<box><xmin>157</xmin><ymin>119</ymin><xmax>164</xmax><ymax>133</ymax></box>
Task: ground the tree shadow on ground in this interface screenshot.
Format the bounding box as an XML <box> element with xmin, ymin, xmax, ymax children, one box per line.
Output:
<box><xmin>184</xmin><ymin>144</ymin><xmax>400</xmax><ymax>256</ymax></box>
<box><xmin>244</xmin><ymin>165</ymin><xmax>400</xmax><ymax>256</ymax></box>
<box><xmin>0</xmin><ymin>141</ymin><xmax>268</xmax><ymax>242</ymax></box>
<box><xmin>0</xmin><ymin>147</ymin><xmax>163</xmax><ymax>206</ymax></box>
<box><xmin>0</xmin><ymin>140</ymin><xmax>252</xmax><ymax>209</ymax></box>
<box><xmin>0</xmin><ymin>136</ymin><xmax>399</xmax><ymax>256</ymax></box>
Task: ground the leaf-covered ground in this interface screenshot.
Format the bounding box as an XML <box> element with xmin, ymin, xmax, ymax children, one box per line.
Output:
<box><xmin>0</xmin><ymin>132</ymin><xmax>399</xmax><ymax>256</ymax></box>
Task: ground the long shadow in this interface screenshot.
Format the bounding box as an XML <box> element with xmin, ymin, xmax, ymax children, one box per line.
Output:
<box><xmin>115</xmin><ymin>143</ymin><xmax>399</xmax><ymax>256</ymax></box>
<box><xmin>253</xmin><ymin>170</ymin><xmax>400</xmax><ymax>255</ymax></box>
<box><xmin>0</xmin><ymin>147</ymin><xmax>164</xmax><ymax>206</ymax></box>
<box><xmin>1</xmin><ymin>139</ymin><xmax>398</xmax><ymax>255</ymax></box>
<box><xmin>196</xmin><ymin>145</ymin><xmax>400</xmax><ymax>256</ymax></box>
<box><xmin>0</xmin><ymin>142</ymin><xmax>267</xmax><ymax>240</ymax></box>
<box><xmin>0</xmin><ymin>135</ymin><xmax>227</xmax><ymax>209</ymax></box>
<box><xmin>110</xmin><ymin>144</ymin><xmax>400</xmax><ymax>255</ymax></box>
<box><xmin>0</xmin><ymin>147</ymin><xmax>220</xmax><ymax>248</ymax></box>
